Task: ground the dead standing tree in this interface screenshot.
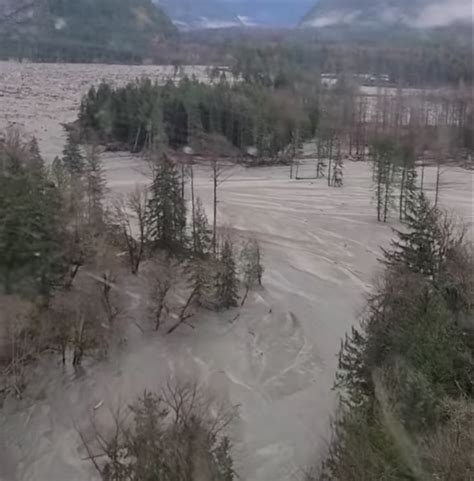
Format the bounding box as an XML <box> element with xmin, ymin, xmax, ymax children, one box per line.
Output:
<box><xmin>239</xmin><ymin>238</ymin><xmax>264</xmax><ymax>306</ymax></box>
<box><xmin>332</xmin><ymin>142</ymin><xmax>344</xmax><ymax>188</ymax></box>
<box><xmin>372</xmin><ymin>138</ymin><xmax>397</xmax><ymax>223</ymax></box>
<box><xmin>113</xmin><ymin>186</ymin><xmax>150</xmax><ymax>275</ymax></box>
<box><xmin>210</xmin><ymin>159</ymin><xmax>234</xmax><ymax>256</ymax></box>
<box><xmin>189</xmin><ymin>163</ymin><xmax>197</xmax><ymax>251</ymax></box>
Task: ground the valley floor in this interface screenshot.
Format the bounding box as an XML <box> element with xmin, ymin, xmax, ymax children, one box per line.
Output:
<box><xmin>0</xmin><ymin>61</ymin><xmax>472</xmax><ymax>481</ymax></box>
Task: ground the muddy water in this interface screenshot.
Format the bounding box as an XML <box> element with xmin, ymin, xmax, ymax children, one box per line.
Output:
<box><xmin>0</xmin><ymin>61</ymin><xmax>472</xmax><ymax>481</ymax></box>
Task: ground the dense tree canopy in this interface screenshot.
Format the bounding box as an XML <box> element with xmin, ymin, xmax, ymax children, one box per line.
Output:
<box><xmin>0</xmin><ymin>131</ymin><xmax>64</xmax><ymax>297</ymax></box>
<box><xmin>78</xmin><ymin>78</ymin><xmax>315</xmax><ymax>158</ymax></box>
<box><xmin>313</xmin><ymin>194</ymin><xmax>474</xmax><ymax>480</ymax></box>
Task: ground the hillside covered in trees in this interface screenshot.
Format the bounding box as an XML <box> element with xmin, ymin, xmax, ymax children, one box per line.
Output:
<box><xmin>0</xmin><ymin>0</ymin><xmax>176</xmax><ymax>62</ymax></box>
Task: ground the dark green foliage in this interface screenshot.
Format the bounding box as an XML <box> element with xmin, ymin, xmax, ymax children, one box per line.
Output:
<box><xmin>146</xmin><ymin>154</ymin><xmax>187</xmax><ymax>252</ymax></box>
<box><xmin>335</xmin><ymin>325</ymin><xmax>369</xmax><ymax>406</ymax></box>
<box><xmin>62</xmin><ymin>133</ymin><xmax>85</xmax><ymax>175</ymax></box>
<box><xmin>319</xmin><ymin>195</ymin><xmax>474</xmax><ymax>480</ymax></box>
<box><xmin>0</xmin><ymin>132</ymin><xmax>64</xmax><ymax>297</ymax></box>
<box><xmin>318</xmin><ymin>403</ymin><xmax>413</xmax><ymax>481</ymax></box>
<box><xmin>383</xmin><ymin>193</ymin><xmax>458</xmax><ymax>279</ymax></box>
<box><xmin>401</xmin><ymin>166</ymin><xmax>417</xmax><ymax>218</ymax></box>
<box><xmin>193</xmin><ymin>197</ymin><xmax>212</xmax><ymax>258</ymax></box>
<box><xmin>27</xmin><ymin>137</ymin><xmax>45</xmax><ymax>177</ymax></box>
<box><xmin>212</xmin><ymin>436</ymin><xmax>235</xmax><ymax>481</ymax></box>
<box><xmin>188</xmin><ymin>257</ymin><xmax>212</xmax><ymax>308</ymax></box>
<box><xmin>84</xmin><ymin>147</ymin><xmax>107</xmax><ymax>230</ymax></box>
<box><xmin>225</xmin><ymin>26</ymin><xmax>474</xmax><ymax>89</ymax></box>
<box><xmin>78</xmin><ymin>78</ymin><xmax>313</xmax><ymax>158</ymax></box>
<box><xmin>215</xmin><ymin>239</ymin><xmax>239</xmax><ymax>309</ymax></box>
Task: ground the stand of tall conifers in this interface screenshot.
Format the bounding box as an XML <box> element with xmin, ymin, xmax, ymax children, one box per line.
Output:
<box><xmin>306</xmin><ymin>192</ymin><xmax>474</xmax><ymax>481</ymax></box>
<box><xmin>0</xmin><ymin>126</ymin><xmax>265</xmax><ymax>362</ymax></box>
<box><xmin>78</xmin><ymin>78</ymin><xmax>318</xmax><ymax>159</ymax></box>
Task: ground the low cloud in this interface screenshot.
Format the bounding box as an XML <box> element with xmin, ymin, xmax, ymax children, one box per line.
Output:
<box><xmin>304</xmin><ymin>0</ymin><xmax>473</xmax><ymax>28</ymax></box>
<box><xmin>306</xmin><ymin>11</ymin><xmax>360</xmax><ymax>28</ymax></box>
<box><xmin>411</xmin><ymin>0</ymin><xmax>473</xmax><ymax>27</ymax></box>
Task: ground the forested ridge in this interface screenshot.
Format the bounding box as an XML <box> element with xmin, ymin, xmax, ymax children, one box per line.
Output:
<box><xmin>0</xmin><ymin>0</ymin><xmax>176</xmax><ymax>62</ymax></box>
<box><xmin>1</xmin><ymin>0</ymin><xmax>472</xmax><ymax>86</ymax></box>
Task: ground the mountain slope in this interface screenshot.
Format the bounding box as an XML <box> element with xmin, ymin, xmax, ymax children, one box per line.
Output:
<box><xmin>301</xmin><ymin>0</ymin><xmax>472</xmax><ymax>28</ymax></box>
<box><xmin>0</xmin><ymin>0</ymin><xmax>176</xmax><ymax>60</ymax></box>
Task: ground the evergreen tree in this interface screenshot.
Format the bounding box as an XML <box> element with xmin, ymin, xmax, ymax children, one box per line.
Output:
<box><xmin>193</xmin><ymin>197</ymin><xmax>212</xmax><ymax>258</ymax></box>
<box><xmin>27</xmin><ymin>137</ymin><xmax>45</xmax><ymax>177</ymax></box>
<box><xmin>401</xmin><ymin>165</ymin><xmax>418</xmax><ymax>220</ymax></box>
<box><xmin>62</xmin><ymin>133</ymin><xmax>85</xmax><ymax>175</ymax></box>
<box><xmin>215</xmin><ymin>239</ymin><xmax>239</xmax><ymax>309</ymax></box>
<box><xmin>146</xmin><ymin>154</ymin><xmax>186</xmax><ymax>251</ymax></box>
<box><xmin>372</xmin><ymin>139</ymin><xmax>396</xmax><ymax>222</ymax></box>
<box><xmin>383</xmin><ymin>193</ymin><xmax>449</xmax><ymax>279</ymax></box>
<box><xmin>213</xmin><ymin>436</ymin><xmax>235</xmax><ymax>481</ymax></box>
<box><xmin>394</xmin><ymin>142</ymin><xmax>417</xmax><ymax>221</ymax></box>
<box><xmin>51</xmin><ymin>156</ymin><xmax>69</xmax><ymax>192</ymax></box>
<box><xmin>32</xmin><ymin>175</ymin><xmax>65</xmax><ymax>298</ymax></box>
<box><xmin>0</xmin><ymin>133</ymin><xmax>64</xmax><ymax>297</ymax></box>
<box><xmin>84</xmin><ymin>146</ymin><xmax>107</xmax><ymax>229</ymax></box>
<box><xmin>334</xmin><ymin>193</ymin><xmax>473</xmax><ymax>419</ymax></box>
<box><xmin>188</xmin><ymin>257</ymin><xmax>212</xmax><ymax>308</ymax></box>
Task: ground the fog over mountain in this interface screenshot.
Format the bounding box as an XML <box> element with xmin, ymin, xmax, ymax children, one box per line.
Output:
<box><xmin>302</xmin><ymin>0</ymin><xmax>473</xmax><ymax>28</ymax></box>
<box><xmin>156</xmin><ymin>0</ymin><xmax>314</xmax><ymax>29</ymax></box>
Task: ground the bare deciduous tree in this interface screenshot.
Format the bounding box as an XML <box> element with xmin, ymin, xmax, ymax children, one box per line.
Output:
<box><xmin>113</xmin><ymin>185</ymin><xmax>149</xmax><ymax>275</ymax></box>
<box><xmin>78</xmin><ymin>381</ymin><xmax>237</xmax><ymax>481</ymax></box>
<box><xmin>0</xmin><ymin>296</ymin><xmax>34</xmax><ymax>399</ymax></box>
<box><xmin>148</xmin><ymin>256</ymin><xmax>177</xmax><ymax>331</ymax></box>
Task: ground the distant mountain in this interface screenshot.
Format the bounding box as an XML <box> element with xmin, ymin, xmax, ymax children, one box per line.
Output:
<box><xmin>156</xmin><ymin>0</ymin><xmax>243</xmax><ymax>30</ymax></box>
<box><xmin>157</xmin><ymin>0</ymin><xmax>315</xmax><ymax>29</ymax></box>
<box><xmin>0</xmin><ymin>0</ymin><xmax>176</xmax><ymax>60</ymax></box>
<box><xmin>301</xmin><ymin>0</ymin><xmax>472</xmax><ymax>28</ymax></box>
<box><xmin>223</xmin><ymin>0</ymin><xmax>315</xmax><ymax>28</ymax></box>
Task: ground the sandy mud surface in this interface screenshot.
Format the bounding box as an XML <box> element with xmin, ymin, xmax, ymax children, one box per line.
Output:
<box><xmin>0</xmin><ymin>62</ymin><xmax>472</xmax><ymax>481</ymax></box>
